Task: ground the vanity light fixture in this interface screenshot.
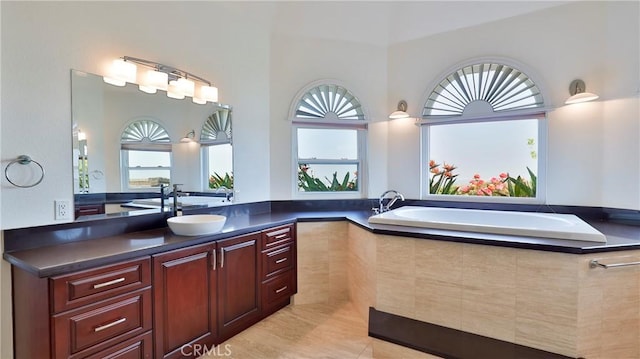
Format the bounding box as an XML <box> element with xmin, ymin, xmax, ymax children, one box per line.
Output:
<box><xmin>103</xmin><ymin>56</ymin><xmax>219</xmax><ymax>104</ymax></box>
<box><xmin>389</xmin><ymin>100</ymin><xmax>410</xmax><ymax>119</ymax></box>
<box><xmin>180</xmin><ymin>130</ymin><xmax>197</xmax><ymax>143</ymax></box>
<box><xmin>565</xmin><ymin>79</ymin><xmax>599</xmax><ymax>105</ymax></box>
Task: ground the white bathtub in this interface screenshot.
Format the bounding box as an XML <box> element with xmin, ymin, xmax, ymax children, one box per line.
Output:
<box><xmin>368</xmin><ymin>206</ymin><xmax>606</xmax><ymax>243</ymax></box>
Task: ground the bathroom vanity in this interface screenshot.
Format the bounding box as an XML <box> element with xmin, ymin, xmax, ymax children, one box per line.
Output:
<box><xmin>6</xmin><ymin>212</ymin><xmax>297</xmax><ymax>359</ymax></box>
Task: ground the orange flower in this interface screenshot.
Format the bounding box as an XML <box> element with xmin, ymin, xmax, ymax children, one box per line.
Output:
<box><xmin>499</xmin><ymin>172</ymin><xmax>508</xmax><ymax>179</ymax></box>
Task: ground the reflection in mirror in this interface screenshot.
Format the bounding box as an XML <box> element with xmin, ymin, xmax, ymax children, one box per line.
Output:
<box><xmin>201</xmin><ymin>108</ymin><xmax>233</xmax><ymax>191</ymax></box>
<box><xmin>71</xmin><ymin>70</ymin><xmax>233</xmax><ymax>220</ymax></box>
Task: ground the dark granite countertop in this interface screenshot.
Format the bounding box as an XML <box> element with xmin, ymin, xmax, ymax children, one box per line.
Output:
<box><xmin>4</xmin><ymin>202</ymin><xmax>640</xmax><ymax>278</ymax></box>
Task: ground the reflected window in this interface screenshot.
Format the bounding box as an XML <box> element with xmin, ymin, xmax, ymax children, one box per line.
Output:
<box><xmin>201</xmin><ymin>106</ymin><xmax>233</xmax><ymax>190</ymax></box>
<box><xmin>422</xmin><ymin>60</ymin><xmax>546</xmax><ymax>202</ymax></box>
<box><xmin>292</xmin><ymin>83</ymin><xmax>366</xmax><ymax>196</ymax></box>
<box><xmin>120</xmin><ymin>119</ymin><xmax>172</xmax><ymax>190</ymax></box>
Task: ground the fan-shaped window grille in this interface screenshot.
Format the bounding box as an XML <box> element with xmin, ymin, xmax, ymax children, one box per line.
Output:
<box><xmin>295</xmin><ymin>84</ymin><xmax>365</xmax><ymax>121</ymax></box>
<box><xmin>423</xmin><ymin>63</ymin><xmax>544</xmax><ymax>118</ymax></box>
<box><xmin>201</xmin><ymin>107</ymin><xmax>232</xmax><ymax>144</ymax></box>
<box><xmin>120</xmin><ymin>119</ymin><xmax>172</xmax><ymax>190</ymax></box>
<box><xmin>121</xmin><ymin>119</ymin><xmax>171</xmax><ymax>144</ymax></box>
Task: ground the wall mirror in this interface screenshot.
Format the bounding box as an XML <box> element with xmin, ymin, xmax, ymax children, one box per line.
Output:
<box><xmin>71</xmin><ymin>70</ymin><xmax>233</xmax><ymax>220</ymax></box>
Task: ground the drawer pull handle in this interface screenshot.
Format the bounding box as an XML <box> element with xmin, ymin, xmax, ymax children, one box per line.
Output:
<box><xmin>275</xmin><ymin>258</ymin><xmax>287</xmax><ymax>264</ymax></box>
<box><xmin>212</xmin><ymin>250</ymin><xmax>217</xmax><ymax>270</ymax></box>
<box><xmin>92</xmin><ymin>277</ymin><xmax>126</xmax><ymax>289</ymax></box>
<box><xmin>274</xmin><ymin>234</ymin><xmax>288</xmax><ymax>240</ymax></box>
<box><xmin>275</xmin><ymin>286</ymin><xmax>288</xmax><ymax>294</ymax></box>
<box><xmin>94</xmin><ymin>318</ymin><xmax>126</xmax><ymax>332</ymax></box>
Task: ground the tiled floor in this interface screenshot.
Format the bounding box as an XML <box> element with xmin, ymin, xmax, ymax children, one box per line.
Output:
<box><xmin>201</xmin><ymin>301</ymin><xmax>441</xmax><ymax>359</ymax></box>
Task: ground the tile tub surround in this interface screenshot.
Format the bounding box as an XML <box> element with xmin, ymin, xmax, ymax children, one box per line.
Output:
<box><xmin>297</xmin><ymin>222</ymin><xmax>640</xmax><ymax>358</ymax></box>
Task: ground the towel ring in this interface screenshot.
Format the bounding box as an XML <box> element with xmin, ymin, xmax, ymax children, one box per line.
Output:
<box><xmin>5</xmin><ymin>155</ymin><xmax>45</xmax><ymax>188</ymax></box>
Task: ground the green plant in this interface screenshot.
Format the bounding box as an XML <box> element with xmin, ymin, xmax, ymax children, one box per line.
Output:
<box><xmin>505</xmin><ymin>167</ymin><xmax>536</xmax><ymax>197</ymax></box>
<box><xmin>298</xmin><ymin>164</ymin><xmax>357</xmax><ymax>192</ymax></box>
<box><xmin>209</xmin><ymin>172</ymin><xmax>233</xmax><ymax>189</ymax></box>
<box><xmin>429</xmin><ymin>160</ymin><xmax>459</xmax><ymax>194</ymax></box>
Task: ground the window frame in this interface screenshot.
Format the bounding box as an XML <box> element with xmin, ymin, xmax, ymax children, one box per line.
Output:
<box><xmin>120</xmin><ymin>147</ymin><xmax>173</xmax><ymax>191</ymax></box>
<box><xmin>201</xmin><ymin>142</ymin><xmax>234</xmax><ymax>192</ymax></box>
<box><xmin>419</xmin><ymin>58</ymin><xmax>548</xmax><ymax>204</ymax></box>
<box><xmin>289</xmin><ymin>80</ymin><xmax>368</xmax><ymax>199</ymax></box>
<box><xmin>119</xmin><ymin>119</ymin><xmax>173</xmax><ymax>192</ymax></box>
<box><xmin>292</xmin><ymin>122</ymin><xmax>367</xmax><ymax>199</ymax></box>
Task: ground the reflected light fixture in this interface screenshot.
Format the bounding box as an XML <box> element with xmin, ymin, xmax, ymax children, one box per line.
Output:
<box><xmin>103</xmin><ymin>56</ymin><xmax>219</xmax><ymax>104</ymax></box>
<box><xmin>565</xmin><ymin>79</ymin><xmax>599</xmax><ymax>105</ymax></box>
<box><xmin>389</xmin><ymin>100</ymin><xmax>410</xmax><ymax>119</ymax></box>
<box><xmin>180</xmin><ymin>130</ymin><xmax>196</xmax><ymax>143</ymax></box>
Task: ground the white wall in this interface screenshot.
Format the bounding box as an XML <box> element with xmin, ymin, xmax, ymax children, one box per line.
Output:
<box><xmin>1</xmin><ymin>2</ymin><xmax>274</xmax><ymax>229</ymax></box>
<box><xmin>268</xmin><ymin>33</ymin><xmax>389</xmax><ymax>199</ymax></box>
<box><xmin>388</xmin><ymin>1</ymin><xmax>640</xmax><ymax>209</ymax></box>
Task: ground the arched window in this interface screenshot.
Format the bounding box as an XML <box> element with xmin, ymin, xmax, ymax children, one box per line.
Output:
<box><xmin>421</xmin><ymin>60</ymin><xmax>547</xmax><ymax>202</ymax></box>
<box><xmin>201</xmin><ymin>106</ymin><xmax>233</xmax><ymax>190</ymax></box>
<box><xmin>120</xmin><ymin>119</ymin><xmax>172</xmax><ymax>190</ymax></box>
<box><xmin>291</xmin><ymin>82</ymin><xmax>367</xmax><ymax>197</ymax></box>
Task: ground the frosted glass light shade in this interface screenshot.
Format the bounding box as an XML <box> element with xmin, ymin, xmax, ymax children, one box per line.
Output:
<box><xmin>389</xmin><ymin>110</ymin><xmax>410</xmax><ymax>119</ymax></box>
<box><xmin>167</xmin><ymin>80</ymin><xmax>186</xmax><ymax>99</ymax></box>
<box><xmin>175</xmin><ymin>78</ymin><xmax>195</xmax><ymax>97</ymax></box>
<box><xmin>103</xmin><ymin>59</ymin><xmax>136</xmax><ymax>86</ymax></box>
<box><xmin>192</xmin><ymin>97</ymin><xmax>207</xmax><ymax>105</ymax></box>
<box><xmin>142</xmin><ymin>70</ymin><xmax>168</xmax><ymax>91</ymax></box>
<box><xmin>565</xmin><ymin>92</ymin><xmax>599</xmax><ymax>105</ymax></box>
<box><xmin>200</xmin><ymin>85</ymin><xmax>219</xmax><ymax>102</ymax></box>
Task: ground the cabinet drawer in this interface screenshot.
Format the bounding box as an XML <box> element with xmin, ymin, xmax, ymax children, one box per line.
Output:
<box><xmin>262</xmin><ymin>224</ymin><xmax>294</xmax><ymax>250</ymax></box>
<box><xmin>262</xmin><ymin>270</ymin><xmax>296</xmax><ymax>313</ymax></box>
<box><xmin>53</xmin><ymin>288</ymin><xmax>152</xmax><ymax>359</ymax></box>
<box><xmin>262</xmin><ymin>243</ymin><xmax>294</xmax><ymax>280</ymax></box>
<box><xmin>84</xmin><ymin>331</ymin><xmax>152</xmax><ymax>359</ymax></box>
<box><xmin>52</xmin><ymin>257</ymin><xmax>151</xmax><ymax>313</ymax></box>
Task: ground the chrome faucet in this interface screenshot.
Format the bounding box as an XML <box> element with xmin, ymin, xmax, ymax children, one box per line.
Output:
<box><xmin>215</xmin><ymin>186</ymin><xmax>233</xmax><ymax>202</ymax></box>
<box><xmin>171</xmin><ymin>184</ymin><xmax>184</xmax><ymax>216</ymax></box>
<box><xmin>375</xmin><ymin>190</ymin><xmax>405</xmax><ymax>214</ymax></box>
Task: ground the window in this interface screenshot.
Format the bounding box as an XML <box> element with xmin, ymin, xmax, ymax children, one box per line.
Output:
<box><xmin>291</xmin><ymin>83</ymin><xmax>367</xmax><ymax>197</ymax></box>
<box><xmin>120</xmin><ymin>119</ymin><xmax>172</xmax><ymax>190</ymax></box>
<box><xmin>201</xmin><ymin>106</ymin><xmax>233</xmax><ymax>190</ymax></box>
<box><xmin>421</xmin><ymin>61</ymin><xmax>546</xmax><ymax>202</ymax></box>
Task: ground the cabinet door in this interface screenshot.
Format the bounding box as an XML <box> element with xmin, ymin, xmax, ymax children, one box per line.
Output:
<box><xmin>153</xmin><ymin>243</ymin><xmax>217</xmax><ymax>359</ymax></box>
<box><xmin>217</xmin><ymin>233</ymin><xmax>260</xmax><ymax>340</ymax></box>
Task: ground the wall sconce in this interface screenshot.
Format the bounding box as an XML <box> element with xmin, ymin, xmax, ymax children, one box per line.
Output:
<box><xmin>103</xmin><ymin>56</ymin><xmax>219</xmax><ymax>104</ymax></box>
<box><xmin>180</xmin><ymin>130</ymin><xmax>196</xmax><ymax>143</ymax></box>
<box><xmin>565</xmin><ymin>79</ymin><xmax>599</xmax><ymax>105</ymax></box>
<box><xmin>389</xmin><ymin>100</ymin><xmax>410</xmax><ymax>119</ymax></box>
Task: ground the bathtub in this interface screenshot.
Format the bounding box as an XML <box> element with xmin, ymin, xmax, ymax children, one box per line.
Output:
<box><xmin>368</xmin><ymin>206</ymin><xmax>606</xmax><ymax>242</ymax></box>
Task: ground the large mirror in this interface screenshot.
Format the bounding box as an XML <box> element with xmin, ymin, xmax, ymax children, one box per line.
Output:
<box><xmin>71</xmin><ymin>70</ymin><xmax>233</xmax><ymax>219</ymax></box>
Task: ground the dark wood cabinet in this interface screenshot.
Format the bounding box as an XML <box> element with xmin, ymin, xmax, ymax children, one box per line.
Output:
<box><xmin>12</xmin><ymin>257</ymin><xmax>152</xmax><ymax>359</ymax></box>
<box><xmin>12</xmin><ymin>222</ymin><xmax>296</xmax><ymax>359</ymax></box>
<box><xmin>217</xmin><ymin>233</ymin><xmax>261</xmax><ymax>341</ymax></box>
<box><xmin>74</xmin><ymin>203</ymin><xmax>105</xmax><ymax>219</ymax></box>
<box><xmin>152</xmin><ymin>243</ymin><xmax>217</xmax><ymax>359</ymax></box>
<box><xmin>260</xmin><ymin>224</ymin><xmax>297</xmax><ymax>316</ymax></box>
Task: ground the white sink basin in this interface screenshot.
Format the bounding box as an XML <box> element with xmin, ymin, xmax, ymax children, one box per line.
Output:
<box><xmin>167</xmin><ymin>214</ymin><xmax>226</xmax><ymax>236</ymax></box>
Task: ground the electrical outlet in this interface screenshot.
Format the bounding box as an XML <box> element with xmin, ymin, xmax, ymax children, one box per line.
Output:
<box><xmin>55</xmin><ymin>200</ymin><xmax>72</xmax><ymax>220</ymax></box>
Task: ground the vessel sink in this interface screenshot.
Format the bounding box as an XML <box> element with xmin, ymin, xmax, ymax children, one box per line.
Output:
<box><xmin>167</xmin><ymin>214</ymin><xmax>226</xmax><ymax>236</ymax></box>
